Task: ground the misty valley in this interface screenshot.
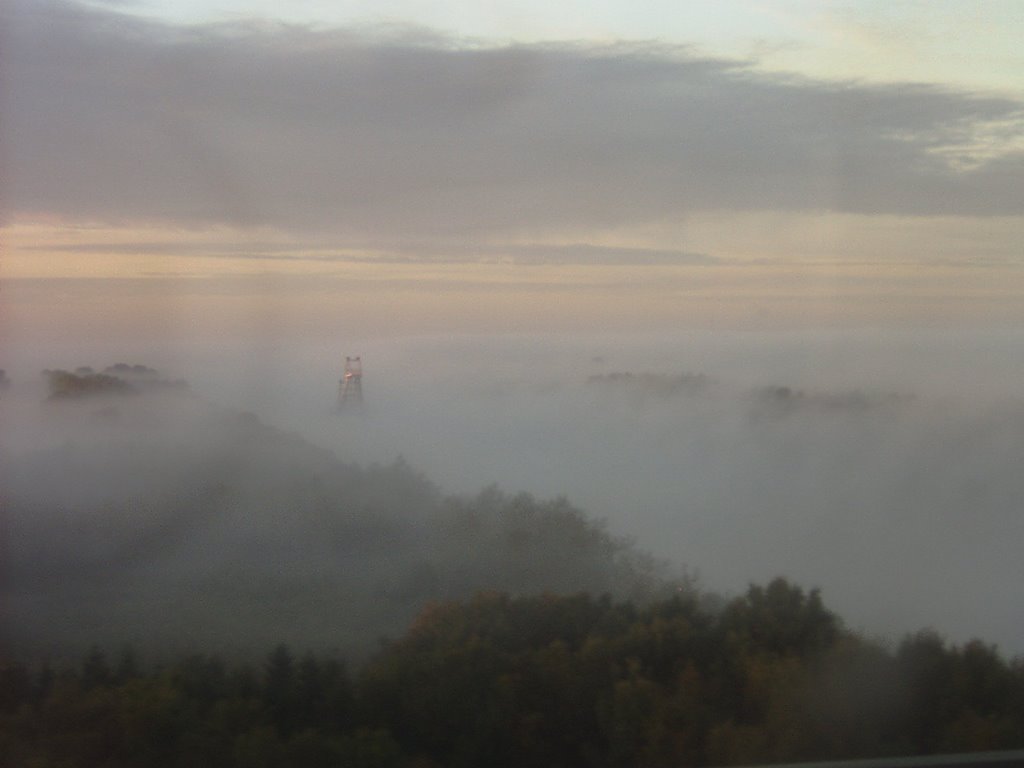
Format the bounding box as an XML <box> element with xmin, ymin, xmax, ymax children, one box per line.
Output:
<box><xmin>2</xmin><ymin>350</ymin><xmax>1024</xmax><ymax>766</ymax></box>
<box><xmin>3</xmin><ymin>367</ymin><xmax>680</xmax><ymax>658</ymax></box>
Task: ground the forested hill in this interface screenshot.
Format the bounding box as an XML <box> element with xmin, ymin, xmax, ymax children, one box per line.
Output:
<box><xmin>2</xmin><ymin>586</ymin><xmax>1022</xmax><ymax>767</ymax></box>
<box><xmin>1</xmin><ymin>380</ymin><xmax>675</xmax><ymax>658</ymax></box>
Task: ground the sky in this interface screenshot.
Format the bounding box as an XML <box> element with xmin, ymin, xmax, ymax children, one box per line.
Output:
<box><xmin>1</xmin><ymin>0</ymin><xmax>1023</xmax><ymax>344</ymax></box>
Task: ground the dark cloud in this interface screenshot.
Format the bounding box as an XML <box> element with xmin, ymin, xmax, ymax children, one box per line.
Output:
<box><xmin>2</xmin><ymin>0</ymin><xmax>1022</xmax><ymax>240</ymax></box>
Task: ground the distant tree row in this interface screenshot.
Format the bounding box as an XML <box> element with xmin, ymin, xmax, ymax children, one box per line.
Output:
<box><xmin>3</xmin><ymin>582</ymin><xmax>1022</xmax><ymax>767</ymax></box>
<box><xmin>749</xmin><ymin>384</ymin><xmax>914</xmax><ymax>416</ymax></box>
<box><xmin>586</xmin><ymin>369</ymin><xmax>914</xmax><ymax>415</ymax></box>
<box><xmin>42</xmin><ymin>365</ymin><xmax>187</xmax><ymax>400</ymax></box>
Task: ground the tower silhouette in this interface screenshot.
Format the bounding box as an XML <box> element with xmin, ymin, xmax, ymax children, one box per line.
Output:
<box><xmin>338</xmin><ymin>356</ymin><xmax>363</xmax><ymax>410</ymax></box>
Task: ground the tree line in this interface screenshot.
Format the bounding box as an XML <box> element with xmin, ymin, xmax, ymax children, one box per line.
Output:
<box><xmin>3</xmin><ymin>580</ymin><xmax>1022</xmax><ymax>767</ymax></box>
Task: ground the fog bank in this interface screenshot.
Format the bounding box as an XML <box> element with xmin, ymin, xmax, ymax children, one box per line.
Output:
<box><xmin>193</xmin><ymin>329</ymin><xmax>1024</xmax><ymax>654</ymax></box>
<box><xmin>3</xmin><ymin>329</ymin><xmax>1023</xmax><ymax>656</ymax></box>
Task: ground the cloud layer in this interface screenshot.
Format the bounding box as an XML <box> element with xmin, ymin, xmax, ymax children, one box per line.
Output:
<box><xmin>3</xmin><ymin>0</ymin><xmax>1023</xmax><ymax>242</ymax></box>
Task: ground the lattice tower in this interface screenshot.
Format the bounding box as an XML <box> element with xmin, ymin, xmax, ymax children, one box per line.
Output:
<box><xmin>338</xmin><ymin>356</ymin><xmax>363</xmax><ymax>409</ymax></box>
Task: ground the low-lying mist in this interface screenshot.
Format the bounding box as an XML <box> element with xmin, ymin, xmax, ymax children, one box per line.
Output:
<box><xmin>3</xmin><ymin>329</ymin><xmax>1023</xmax><ymax>658</ymax></box>
<box><xmin>1</xmin><ymin>364</ymin><xmax>677</xmax><ymax>659</ymax></box>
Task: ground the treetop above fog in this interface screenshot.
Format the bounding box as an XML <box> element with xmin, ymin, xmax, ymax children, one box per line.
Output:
<box><xmin>42</xmin><ymin>365</ymin><xmax>188</xmax><ymax>400</ymax></box>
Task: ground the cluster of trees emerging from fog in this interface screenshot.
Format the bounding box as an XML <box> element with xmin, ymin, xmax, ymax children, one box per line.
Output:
<box><xmin>2</xmin><ymin>581</ymin><xmax>1023</xmax><ymax>768</ymax></box>
<box><xmin>42</xmin><ymin>366</ymin><xmax>187</xmax><ymax>399</ymax></box>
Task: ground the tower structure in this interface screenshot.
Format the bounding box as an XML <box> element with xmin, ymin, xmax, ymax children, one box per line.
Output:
<box><xmin>338</xmin><ymin>356</ymin><xmax>363</xmax><ymax>409</ymax></box>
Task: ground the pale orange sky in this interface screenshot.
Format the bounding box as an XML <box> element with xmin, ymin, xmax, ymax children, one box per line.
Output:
<box><xmin>2</xmin><ymin>0</ymin><xmax>1022</xmax><ymax>344</ymax></box>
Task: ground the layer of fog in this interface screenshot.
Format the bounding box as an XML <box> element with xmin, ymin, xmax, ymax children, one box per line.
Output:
<box><xmin>4</xmin><ymin>329</ymin><xmax>1024</xmax><ymax>657</ymax></box>
<box><xmin>206</xmin><ymin>329</ymin><xmax>1024</xmax><ymax>655</ymax></box>
<box><xmin>1</xmin><ymin>356</ymin><xmax>675</xmax><ymax>659</ymax></box>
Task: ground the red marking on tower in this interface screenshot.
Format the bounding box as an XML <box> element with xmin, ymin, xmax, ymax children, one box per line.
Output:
<box><xmin>338</xmin><ymin>356</ymin><xmax>363</xmax><ymax>410</ymax></box>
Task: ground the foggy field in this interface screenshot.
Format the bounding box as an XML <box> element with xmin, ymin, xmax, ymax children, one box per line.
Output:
<box><xmin>3</xmin><ymin>330</ymin><xmax>1023</xmax><ymax>658</ymax></box>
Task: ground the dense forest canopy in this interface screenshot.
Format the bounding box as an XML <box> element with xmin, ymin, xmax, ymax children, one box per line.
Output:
<box><xmin>2</xmin><ymin>587</ymin><xmax>1023</xmax><ymax>767</ymax></box>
